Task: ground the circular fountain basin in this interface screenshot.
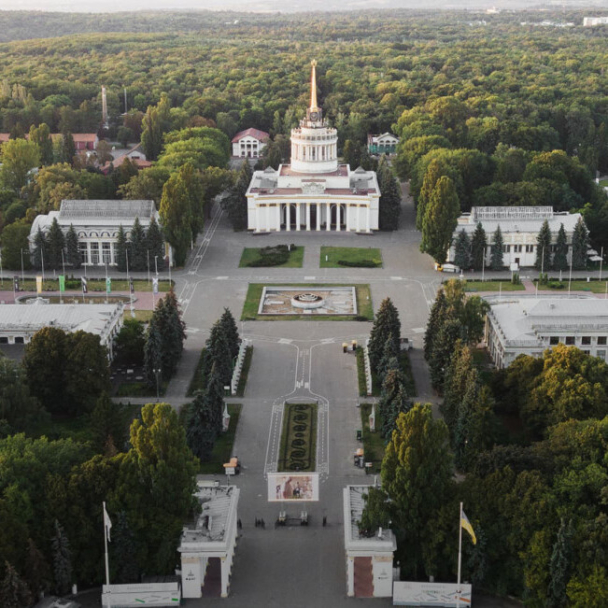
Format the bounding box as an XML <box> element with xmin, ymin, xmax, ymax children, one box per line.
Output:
<box><xmin>291</xmin><ymin>293</ymin><xmax>325</xmax><ymax>310</ymax></box>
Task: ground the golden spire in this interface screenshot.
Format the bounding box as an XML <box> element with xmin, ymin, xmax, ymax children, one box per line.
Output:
<box><xmin>310</xmin><ymin>59</ymin><xmax>319</xmax><ymax>111</ymax></box>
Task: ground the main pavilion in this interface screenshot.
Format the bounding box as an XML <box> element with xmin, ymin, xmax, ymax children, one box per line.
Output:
<box><xmin>246</xmin><ymin>61</ymin><xmax>380</xmax><ymax>233</ymax></box>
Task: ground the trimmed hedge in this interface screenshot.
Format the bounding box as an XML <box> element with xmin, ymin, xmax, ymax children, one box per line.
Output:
<box><xmin>337</xmin><ymin>259</ymin><xmax>380</xmax><ymax>268</ymax></box>
<box><xmin>247</xmin><ymin>244</ymin><xmax>291</xmax><ymax>267</ymax></box>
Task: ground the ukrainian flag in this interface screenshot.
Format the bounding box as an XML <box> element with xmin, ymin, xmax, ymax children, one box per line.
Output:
<box><xmin>461</xmin><ymin>510</ymin><xmax>477</xmax><ymax>545</ymax></box>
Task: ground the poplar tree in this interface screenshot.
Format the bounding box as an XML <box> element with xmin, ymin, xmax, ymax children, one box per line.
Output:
<box><xmin>141</xmin><ymin>106</ymin><xmax>163</xmax><ymax>161</ymax></box>
<box><xmin>65</xmin><ymin>224</ymin><xmax>80</xmax><ymax>269</ymax></box>
<box><xmin>416</xmin><ymin>159</ymin><xmax>443</xmax><ymax>230</ymax></box>
<box><xmin>47</xmin><ymin>217</ymin><xmax>65</xmax><ymax>271</ymax></box>
<box><xmin>29</xmin><ymin>122</ymin><xmax>53</xmax><ymax>166</ymax></box>
<box><xmin>571</xmin><ymin>217</ymin><xmax>589</xmax><ymax>270</ymax></box>
<box><xmin>61</xmin><ymin>131</ymin><xmax>76</xmax><ymax>165</ymax></box>
<box><xmin>378</xmin><ymin>159</ymin><xmax>401</xmax><ymax>231</ymax></box>
<box><xmin>115</xmin><ymin>225</ymin><xmax>128</xmax><ymax>273</ymax></box>
<box><xmin>129</xmin><ymin>217</ymin><xmax>147</xmax><ymax>272</ymax></box>
<box><xmin>535</xmin><ymin>219</ymin><xmax>552</xmax><ymax>270</ymax></box>
<box><xmin>454</xmin><ymin>229</ymin><xmax>471</xmax><ymax>270</ymax></box>
<box><xmin>420</xmin><ymin>175</ymin><xmax>460</xmax><ymax>264</ymax></box>
<box><xmin>553</xmin><ymin>223</ymin><xmax>569</xmax><ymax>271</ymax></box>
<box><xmin>490</xmin><ymin>225</ymin><xmax>504</xmax><ymax>270</ymax></box>
<box><xmin>471</xmin><ymin>222</ymin><xmax>487</xmax><ymax>271</ymax></box>
<box><xmin>368</xmin><ymin>297</ymin><xmax>401</xmax><ymax>374</ymax></box>
<box><xmin>222</xmin><ymin>160</ymin><xmax>251</xmax><ymax>231</ymax></box>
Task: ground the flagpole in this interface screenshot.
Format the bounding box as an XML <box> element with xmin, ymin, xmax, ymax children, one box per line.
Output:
<box><xmin>457</xmin><ymin>501</ymin><xmax>463</xmax><ymax>608</ymax></box>
<box><xmin>103</xmin><ymin>501</ymin><xmax>110</xmax><ymax>587</ymax></box>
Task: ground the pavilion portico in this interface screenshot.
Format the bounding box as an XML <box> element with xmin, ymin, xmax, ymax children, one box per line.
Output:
<box><xmin>251</xmin><ymin>200</ymin><xmax>373</xmax><ymax>233</ymax></box>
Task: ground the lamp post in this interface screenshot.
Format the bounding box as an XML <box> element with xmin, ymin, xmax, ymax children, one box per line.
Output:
<box><xmin>153</xmin><ymin>367</ymin><xmax>161</xmax><ymax>402</ymax></box>
<box><xmin>20</xmin><ymin>248</ymin><xmax>26</xmax><ymax>282</ymax></box>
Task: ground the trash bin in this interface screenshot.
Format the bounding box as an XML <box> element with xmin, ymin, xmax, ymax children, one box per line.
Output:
<box><xmin>356</xmin><ymin>429</ymin><xmax>362</xmax><ymax>441</ymax></box>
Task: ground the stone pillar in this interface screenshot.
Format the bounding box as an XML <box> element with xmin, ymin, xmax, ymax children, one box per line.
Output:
<box><xmin>276</xmin><ymin>205</ymin><xmax>281</xmax><ymax>232</ymax></box>
<box><xmin>110</xmin><ymin>242</ymin><xmax>115</xmax><ymax>266</ymax></box>
<box><xmin>266</xmin><ymin>205</ymin><xmax>271</xmax><ymax>232</ymax></box>
<box><xmin>221</xmin><ymin>556</ymin><xmax>229</xmax><ymax>598</ymax></box>
<box><xmin>256</xmin><ymin>207</ymin><xmax>261</xmax><ymax>232</ymax></box>
<box><xmin>366</xmin><ymin>205</ymin><xmax>371</xmax><ymax>233</ymax></box>
<box><xmin>326</xmin><ymin>205</ymin><xmax>331</xmax><ymax>231</ymax></box>
<box><xmin>306</xmin><ymin>203</ymin><xmax>311</xmax><ymax>231</ymax></box>
<box><xmin>336</xmin><ymin>204</ymin><xmax>341</xmax><ymax>232</ymax></box>
<box><xmin>356</xmin><ymin>205</ymin><xmax>361</xmax><ymax>232</ymax></box>
<box><xmin>345</xmin><ymin>204</ymin><xmax>350</xmax><ymax>232</ymax></box>
<box><xmin>286</xmin><ymin>204</ymin><xmax>290</xmax><ymax>231</ymax></box>
<box><xmin>316</xmin><ymin>204</ymin><xmax>321</xmax><ymax>231</ymax></box>
<box><xmin>347</xmin><ymin>556</ymin><xmax>354</xmax><ymax>596</ymax></box>
<box><xmin>296</xmin><ymin>203</ymin><xmax>301</xmax><ymax>231</ymax></box>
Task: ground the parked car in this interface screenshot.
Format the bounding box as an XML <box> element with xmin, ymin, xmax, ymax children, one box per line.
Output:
<box><xmin>400</xmin><ymin>337</ymin><xmax>413</xmax><ymax>351</ymax></box>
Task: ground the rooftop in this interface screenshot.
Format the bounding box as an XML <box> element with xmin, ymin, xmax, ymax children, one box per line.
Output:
<box><xmin>0</xmin><ymin>302</ymin><xmax>122</xmax><ymax>342</ymax></box>
<box><xmin>279</xmin><ymin>164</ymin><xmax>349</xmax><ymax>178</ymax></box>
<box><xmin>232</xmin><ymin>128</ymin><xmax>269</xmax><ymax>143</ymax></box>
<box><xmin>59</xmin><ymin>199</ymin><xmax>156</xmax><ymax>220</ymax></box>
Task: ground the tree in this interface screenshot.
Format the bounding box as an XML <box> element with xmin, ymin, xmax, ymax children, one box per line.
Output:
<box><xmin>420</xmin><ymin>175</ymin><xmax>460</xmax><ymax>264</ymax></box>
<box><xmin>429</xmin><ymin>318</ymin><xmax>462</xmax><ymax>391</ymax></box>
<box><xmin>368</xmin><ymin>404</ymin><xmax>453</xmax><ymax>579</ymax></box>
<box><xmin>47</xmin><ymin>216</ymin><xmax>65</xmax><ymax>271</ymax></box>
<box><xmin>535</xmin><ymin>219</ymin><xmax>552</xmax><ymax>271</ymax></box>
<box><xmin>65</xmin><ymin>224</ymin><xmax>80</xmax><ymax>269</ymax></box>
<box><xmin>205</xmin><ymin>363</ymin><xmax>226</xmax><ymax>434</ymax></box>
<box><xmin>221</xmin><ymin>160</ymin><xmax>250</xmax><ymax>231</ymax></box>
<box><xmin>368</xmin><ymin>297</ymin><xmax>401</xmax><ymax>374</ymax></box>
<box><xmin>203</xmin><ymin>321</ymin><xmax>233</xmax><ymax>387</ymax></box>
<box><xmin>378</xmin><ymin>365</ymin><xmax>410</xmax><ymax>439</ymax></box>
<box><xmin>471</xmin><ymin>223</ymin><xmax>487</xmax><ymax>271</ymax></box>
<box><xmin>61</xmin><ymin>131</ymin><xmax>75</xmax><ymax>165</ymax></box>
<box><xmin>129</xmin><ymin>217</ymin><xmax>147</xmax><ymax>272</ymax></box>
<box><xmin>0</xmin><ymin>138</ymin><xmax>40</xmax><ymax>190</ymax></box>
<box><xmin>342</xmin><ymin>139</ymin><xmax>360</xmax><ymax>169</ymax></box>
<box><xmin>553</xmin><ymin>223</ymin><xmax>569</xmax><ymax>272</ymax></box>
<box><xmin>0</xmin><ymin>561</ymin><xmax>31</xmax><ymax>608</ymax></box>
<box><xmin>119</xmin><ymin>166</ymin><xmax>171</xmax><ymax>206</ymax></box>
<box><xmin>31</xmin><ymin>227</ymin><xmax>47</xmax><ymax>271</ymax></box>
<box><xmin>186</xmin><ymin>392</ymin><xmax>217</xmax><ymax>461</ymax></box>
<box><xmin>146</xmin><ymin>216</ymin><xmax>165</xmax><ymax>271</ymax></box>
<box><xmin>141</xmin><ymin>105</ymin><xmax>163</xmax><ymax>161</ymax></box>
<box><xmin>454</xmin><ymin>229</ymin><xmax>471</xmax><ymax>270</ymax></box>
<box><xmin>90</xmin><ymin>394</ymin><xmax>129</xmax><ymax>455</ymax></box>
<box><xmin>424</xmin><ymin>288</ymin><xmax>449</xmax><ymax>361</ymax></box>
<box><xmin>378</xmin><ymin>159</ymin><xmax>401</xmax><ymax>231</ymax></box>
<box><xmin>143</xmin><ymin>320</ymin><xmax>163</xmax><ymax>389</ymax></box>
<box><xmin>154</xmin><ymin>290</ymin><xmax>187</xmax><ymax>380</ymax></box>
<box><xmin>114</xmin><ymin>318</ymin><xmax>145</xmax><ymax>366</ymax></box>
<box><xmin>571</xmin><ymin>217</ymin><xmax>589</xmax><ymax>270</ymax></box>
<box><xmin>0</xmin><ymin>220</ymin><xmax>32</xmax><ymax>270</ymax></box>
<box><xmin>51</xmin><ymin>520</ymin><xmax>72</xmax><ymax>596</ymax></box>
<box><xmin>547</xmin><ymin>519</ymin><xmax>573</xmax><ymax>608</ymax></box>
<box><xmin>416</xmin><ymin>158</ymin><xmax>444</xmax><ymax>230</ymax></box>
<box><xmin>111</xmin><ymin>511</ymin><xmax>140</xmax><ymax>584</ymax></box>
<box><xmin>23</xmin><ymin>538</ymin><xmax>51</xmax><ymax>601</ymax></box>
<box><xmin>29</xmin><ymin>122</ymin><xmax>53</xmax><ymax>166</ymax></box>
<box><xmin>567</xmin><ymin>565</ymin><xmax>608</xmax><ymax>607</ymax></box>
<box><xmin>220</xmin><ymin>308</ymin><xmax>240</xmax><ymax>360</ymax></box>
<box><xmin>490</xmin><ymin>225</ymin><xmax>504</xmax><ymax>271</ymax></box>
<box><xmin>115</xmin><ymin>224</ymin><xmax>128</xmax><ymax>272</ymax></box>
<box><xmin>377</xmin><ymin>334</ymin><xmax>400</xmax><ymax>383</ymax></box>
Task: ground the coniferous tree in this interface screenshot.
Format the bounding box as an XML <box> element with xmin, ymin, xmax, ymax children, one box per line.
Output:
<box><xmin>112</xmin><ymin>511</ymin><xmax>140</xmax><ymax>584</ymax></box>
<box><xmin>24</xmin><ymin>538</ymin><xmax>51</xmax><ymax>601</ymax></box>
<box><xmin>571</xmin><ymin>217</ymin><xmax>589</xmax><ymax>270</ymax></box>
<box><xmin>205</xmin><ymin>362</ymin><xmax>226</xmax><ymax>434</ymax></box>
<box><xmin>470</xmin><ymin>222</ymin><xmax>487</xmax><ymax>271</ymax></box>
<box><xmin>222</xmin><ymin>161</ymin><xmax>250</xmax><ymax>231</ymax></box>
<box><xmin>535</xmin><ymin>219</ymin><xmax>552</xmax><ymax>270</ymax></box>
<box><xmin>548</xmin><ymin>519</ymin><xmax>573</xmax><ymax>608</ymax></box>
<box><xmin>429</xmin><ymin>318</ymin><xmax>462</xmax><ymax>391</ymax></box>
<box><xmin>454</xmin><ymin>229</ymin><xmax>471</xmax><ymax>270</ymax></box>
<box><xmin>0</xmin><ymin>561</ymin><xmax>31</xmax><ymax>608</ymax></box>
<box><xmin>420</xmin><ymin>175</ymin><xmax>460</xmax><ymax>264</ymax></box>
<box><xmin>143</xmin><ymin>319</ymin><xmax>163</xmax><ymax>388</ymax></box>
<box><xmin>129</xmin><ymin>217</ymin><xmax>147</xmax><ymax>272</ymax></box>
<box><xmin>65</xmin><ymin>224</ymin><xmax>81</xmax><ymax>269</ymax></box>
<box><xmin>553</xmin><ymin>223</ymin><xmax>569</xmax><ymax>272</ymax></box>
<box><xmin>378</xmin><ymin>159</ymin><xmax>401</xmax><ymax>231</ymax></box>
<box><xmin>378</xmin><ymin>365</ymin><xmax>410</xmax><ymax>439</ymax></box>
<box><xmin>424</xmin><ymin>289</ymin><xmax>448</xmax><ymax>361</ymax></box>
<box><xmin>368</xmin><ymin>298</ymin><xmax>401</xmax><ymax>374</ymax></box>
<box><xmin>154</xmin><ymin>291</ymin><xmax>186</xmax><ymax>380</ymax></box>
<box><xmin>146</xmin><ymin>216</ymin><xmax>165</xmax><ymax>271</ymax></box>
<box><xmin>220</xmin><ymin>308</ymin><xmax>240</xmax><ymax>359</ymax></box>
<box><xmin>490</xmin><ymin>225</ymin><xmax>504</xmax><ymax>271</ymax></box>
<box><xmin>186</xmin><ymin>391</ymin><xmax>217</xmax><ymax>460</ymax></box>
<box><xmin>377</xmin><ymin>334</ymin><xmax>400</xmax><ymax>383</ymax></box>
<box><xmin>342</xmin><ymin>139</ymin><xmax>360</xmax><ymax>169</ymax></box>
<box><xmin>51</xmin><ymin>520</ymin><xmax>72</xmax><ymax>596</ymax></box>
<box><xmin>115</xmin><ymin>224</ymin><xmax>128</xmax><ymax>273</ymax></box>
<box><xmin>47</xmin><ymin>216</ymin><xmax>65</xmax><ymax>271</ymax></box>
<box><xmin>31</xmin><ymin>227</ymin><xmax>48</xmax><ymax>271</ymax></box>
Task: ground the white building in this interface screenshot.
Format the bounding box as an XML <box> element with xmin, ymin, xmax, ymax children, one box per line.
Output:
<box><xmin>367</xmin><ymin>132</ymin><xmax>399</xmax><ymax>156</ymax></box>
<box><xmin>485</xmin><ymin>296</ymin><xmax>608</xmax><ymax>369</ymax></box>
<box><xmin>343</xmin><ymin>485</ymin><xmax>396</xmax><ymax>598</ymax></box>
<box><xmin>179</xmin><ymin>483</ymin><xmax>239</xmax><ymax>599</ymax></box>
<box><xmin>246</xmin><ymin>61</ymin><xmax>380</xmax><ymax>233</ymax></box>
<box><xmin>231</xmin><ymin>128</ymin><xmax>269</xmax><ymax>158</ymax></box>
<box><xmin>0</xmin><ymin>302</ymin><xmax>123</xmax><ymax>359</ymax></box>
<box><xmin>583</xmin><ymin>16</ymin><xmax>608</xmax><ymax>26</ymax></box>
<box><xmin>29</xmin><ymin>199</ymin><xmax>170</xmax><ymax>267</ymax></box>
<box><xmin>448</xmin><ymin>206</ymin><xmax>583</xmax><ymax>269</ymax></box>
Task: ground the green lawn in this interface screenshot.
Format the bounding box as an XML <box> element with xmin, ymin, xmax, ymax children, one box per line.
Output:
<box><xmin>15</xmin><ymin>278</ymin><xmax>172</xmax><ymax>293</ymax></box>
<box><xmin>241</xmin><ymin>283</ymin><xmax>373</xmax><ymax>321</ymax></box>
<box><xmin>320</xmin><ymin>246</ymin><xmax>382</xmax><ymax>268</ymax></box>
<box><xmin>464</xmin><ymin>280</ymin><xmax>526</xmax><ymax>292</ymax></box>
<box><xmin>123</xmin><ymin>310</ymin><xmax>153</xmax><ymax>323</ymax></box>
<box><xmin>114</xmin><ymin>380</ymin><xmax>167</xmax><ymax>398</ymax></box>
<box><xmin>542</xmin><ymin>279</ymin><xmax>608</xmax><ymax>294</ymax></box>
<box><xmin>599</xmin><ymin>179</ymin><xmax>608</xmax><ymax>187</ymax></box>
<box><xmin>239</xmin><ymin>246</ymin><xmax>304</xmax><ymax>268</ymax></box>
<box><xmin>199</xmin><ymin>404</ymin><xmax>242</xmax><ymax>475</ymax></box>
<box><xmin>360</xmin><ymin>403</ymin><xmax>386</xmax><ymax>473</ymax></box>
<box><xmin>278</xmin><ymin>402</ymin><xmax>317</xmax><ymax>472</ymax></box>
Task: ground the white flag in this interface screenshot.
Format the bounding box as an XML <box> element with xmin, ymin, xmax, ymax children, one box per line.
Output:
<box><xmin>103</xmin><ymin>503</ymin><xmax>112</xmax><ymax>542</ymax></box>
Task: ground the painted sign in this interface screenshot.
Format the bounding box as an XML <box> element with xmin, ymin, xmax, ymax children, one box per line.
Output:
<box><xmin>393</xmin><ymin>582</ymin><xmax>472</xmax><ymax>607</ymax></box>
<box><xmin>267</xmin><ymin>472</ymin><xmax>319</xmax><ymax>502</ymax></box>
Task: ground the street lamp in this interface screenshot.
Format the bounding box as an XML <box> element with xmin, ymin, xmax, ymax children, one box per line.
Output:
<box><xmin>20</xmin><ymin>248</ymin><xmax>27</xmax><ymax>282</ymax></box>
<box><xmin>153</xmin><ymin>367</ymin><xmax>161</xmax><ymax>402</ymax></box>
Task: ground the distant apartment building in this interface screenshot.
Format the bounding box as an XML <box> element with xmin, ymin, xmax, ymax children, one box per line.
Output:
<box><xmin>583</xmin><ymin>16</ymin><xmax>608</xmax><ymax>26</ymax></box>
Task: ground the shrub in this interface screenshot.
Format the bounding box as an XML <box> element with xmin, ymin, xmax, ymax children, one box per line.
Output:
<box><xmin>548</xmin><ymin>281</ymin><xmax>565</xmax><ymax>289</ymax></box>
<box><xmin>337</xmin><ymin>259</ymin><xmax>380</xmax><ymax>268</ymax></box>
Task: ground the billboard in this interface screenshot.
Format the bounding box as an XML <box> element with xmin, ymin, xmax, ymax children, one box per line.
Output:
<box><xmin>393</xmin><ymin>582</ymin><xmax>472</xmax><ymax>607</ymax></box>
<box><xmin>268</xmin><ymin>473</ymin><xmax>319</xmax><ymax>502</ymax></box>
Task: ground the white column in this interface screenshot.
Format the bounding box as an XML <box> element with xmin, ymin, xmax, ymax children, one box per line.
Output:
<box><xmin>266</xmin><ymin>205</ymin><xmax>271</xmax><ymax>231</ymax></box>
<box><xmin>326</xmin><ymin>204</ymin><xmax>331</xmax><ymax>231</ymax></box>
<box><xmin>221</xmin><ymin>557</ymin><xmax>229</xmax><ymax>598</ymax></box>
<box><xmin>110</xmin><ymin>242</ymin><xmax>115</xmax><ymax>266</ymax></box>
<box><xmin>256</xmin><ymin>207</ymin><xmax>261</xmax><ymax>232</ymax></box>
<box><xmin>345</xmin><ymin>204</ymin><xmax>350</xmax><ymax>232</ymax></box>
<box><xmin>286</xmin><ymin>204</ymin><xmax>291</xmax><ymax>231</ymax></box>
<box><xmin>296</xmin><ymin>203</ymin><xmax>301</xmax><ymax>231</ymax></box>
<box><xmin>366</xmin><ymin>205</ymin><xmax>371</xmax><ymax>232</ymax></box>
<box><xmin>336</xmin><ymin>204</ymin><xmax>341</xmax><ymax>232</ymax></box>
<box><xmin>316</xmin><ymin>204</ymin><xmax>321</xmax><ymax>231</ymax></box>
<box><xmin>347</xmin><ymin>557</ymin><xmax>354</xmax><ymax>596</ymax></box>
<box><xmin>356</xmin><ymin>205</ymin><xmax>361</xmax><ymax>232</ymax></box>
<box><xmin>277</xmin><ymin>205</ymin><xmax>281</xmax><ymax>231</ymax></box>
<box><xmin>86</xmin><ymin>242</ymin><xmax>91</xmax><ymax>266</ymax></box>
<box><xmin>306</xmin><ymin>203</ymin><xmax>311</xmax><ymax>231</ymax></box>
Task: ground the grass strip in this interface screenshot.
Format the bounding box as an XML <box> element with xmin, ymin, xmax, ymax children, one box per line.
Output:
<box><xmin>241</xmin><ymin>283</ymin><xmax>373</xmax><ymax>321</ymax></box>
<box><xmin>320</xmin><ymin>246</ymin><xmax>382</xmax><ymax>268</ymax></box>
<box><xmin>199</xmin><ymin>404</ymin><xmax>242</xmax><ymax>475</ymax></box>
<box><xmin>360</xmin><ymin>403</ymin><xmax>386</xmax><ymax>474</ymax></box>
<box><xmin>114</xmin><ymin>380</ymin><xmax>167</xmax><ymax>398</ymax></box>
<box><xmin>278</xmin><ymin>402</ymin><xmax>317</xmax><ymax>472</ymax></box>
<box><xmin>13</xmin><ymin>278</ymin><xmax>172</xmax><ymax>293</ymax></box>
<box><xmin>463</xmin><ymin>280</ymin><xmax>525</xmax><ymax>292</ymax></box>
